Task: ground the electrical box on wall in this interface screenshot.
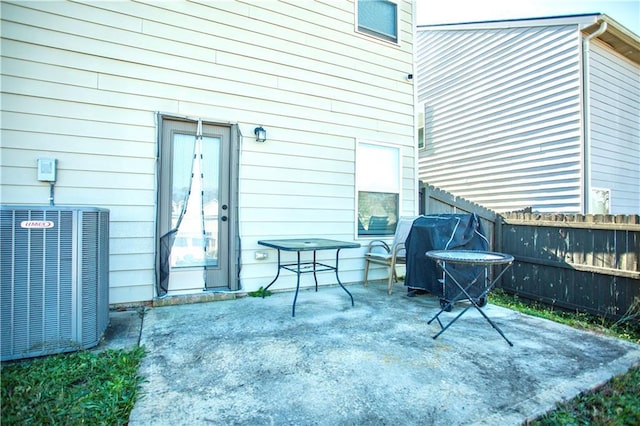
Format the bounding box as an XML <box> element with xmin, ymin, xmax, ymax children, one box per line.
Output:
<box><xmin>37</xmin><ymin>158</ymin><xmax>57</xmax><ymax>182</ymax></box>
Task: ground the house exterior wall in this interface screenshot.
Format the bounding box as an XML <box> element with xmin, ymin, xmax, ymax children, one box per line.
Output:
<box><xmin>0</xmin><ymin>1</ymin><xmax>416</xmax><ymax>304</ymax></box>
<box><xmin>588</xmin><ymin>39</ymin><xmax>640</xmax><ymax>214</ymax></box>
<box><xmin>416</xmin><ymin>23</ymin><xmax>584</xmax><ymax>213</ymax></box>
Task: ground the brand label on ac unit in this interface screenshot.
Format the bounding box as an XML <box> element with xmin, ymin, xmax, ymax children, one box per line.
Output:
<box><xmin>20</xmin><ymin>221</ymin><xmax>54</xmax><ymax>229</ymax></box>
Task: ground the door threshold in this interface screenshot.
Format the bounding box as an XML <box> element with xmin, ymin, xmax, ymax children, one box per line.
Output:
<box><xmin>153</xmin><ymin>291</ymin><xmax>240</xmax><ymax>307</ymax></box>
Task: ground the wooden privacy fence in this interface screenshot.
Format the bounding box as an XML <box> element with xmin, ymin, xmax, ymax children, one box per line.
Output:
<box><xmin>498</xmin><ymin>213</ymin><xmax>640</xmax><ymax>320</ymax></box>
<box><xmin>420</xmin><ymin>183</ymin><xmax>640</xmax><ymax>320</ymax></box>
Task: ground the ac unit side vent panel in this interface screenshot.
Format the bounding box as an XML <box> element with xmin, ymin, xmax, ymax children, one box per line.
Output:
<box><xmin>1</xmin><ymin>206</ymin><xmax>110</xmax><ymax>361</ymax></box>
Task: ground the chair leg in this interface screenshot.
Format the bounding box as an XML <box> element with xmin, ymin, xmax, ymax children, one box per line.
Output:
<box><xmin>363</xmin><ymin>260</ymin><xmax>370</xmax><ymax>287</ymax></box>
<box><xmin>387</xmin><ymin>258</ymin><xmax>398</xmax><ymax>295</ymax></box>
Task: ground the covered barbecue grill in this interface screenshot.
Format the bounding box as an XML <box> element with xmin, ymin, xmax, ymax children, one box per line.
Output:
<box><xmin>404</xmin><ymin>213</ymin><xmax>489</xmax><ymax>308</ymax></box>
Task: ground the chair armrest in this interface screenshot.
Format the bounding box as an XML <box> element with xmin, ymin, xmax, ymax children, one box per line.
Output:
<box><xmin>366</xmin><ymin>240</ymin><xmax>391</xmax><ymax>254</ymax></box>
<box><xmin>392</xmin><ymin>242</ymin><xmax>406</xmax><ymax>257</ymax></box>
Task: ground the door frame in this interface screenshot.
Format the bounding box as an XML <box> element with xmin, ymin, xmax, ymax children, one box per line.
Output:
<box><xmin>154</xmin><ymin>113</ymin><xmax>241</xmax><ymax>296</ymax></box>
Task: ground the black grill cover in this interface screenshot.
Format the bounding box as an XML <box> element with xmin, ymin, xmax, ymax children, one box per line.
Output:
<box><xmin>404</xmin><ymin>213</ymin><xmax>488</xmax><ymax>297</ymax></box>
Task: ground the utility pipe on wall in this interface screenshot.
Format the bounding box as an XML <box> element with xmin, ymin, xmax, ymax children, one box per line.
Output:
<box><xmin>581</xmin><ymin>20</ymin><xmax>607</xmax><ymax>214</ymax></box>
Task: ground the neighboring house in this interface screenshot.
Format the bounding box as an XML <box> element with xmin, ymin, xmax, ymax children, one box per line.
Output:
<box><xmin>416</xmin><ymin>14</ymin><xmax>640</xmax><ymax>214</ymax></box>
<box><xmin>0</xmin><ymin>0</ymin><xmax>417</xmax><ymax>304</ymax></box>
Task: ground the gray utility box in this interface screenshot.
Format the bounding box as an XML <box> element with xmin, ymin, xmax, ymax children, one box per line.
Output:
<box><xmin>1</xmin><ymin>206</ymin><xmax>110</xmax><ymax>361</ymax></box>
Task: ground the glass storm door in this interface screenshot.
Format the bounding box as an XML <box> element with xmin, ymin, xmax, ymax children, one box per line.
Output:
<box><xmin>157</xmin><ymin>118</ymin><xmax>231</xmax><ymax>295</ymax></box>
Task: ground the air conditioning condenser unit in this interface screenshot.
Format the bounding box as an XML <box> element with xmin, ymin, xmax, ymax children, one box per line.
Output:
<box><xmin>1</xmin><ymin>206</ymin><xmax>110</xmax><ymax>361</ymax></box>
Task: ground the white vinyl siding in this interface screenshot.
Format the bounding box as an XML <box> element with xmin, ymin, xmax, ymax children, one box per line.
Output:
<box><xmin>588</xmin><ymin>40</ymin><xmax>640</xmax><ymax>214</ymax></box>
<box><xmin>0</xmin><ymin>1</ymin><xmax>415</xmax><ymax>303</ymax></box>
<box><xmin>417</xmin><ymin>24</ymin><xmax>584</xmax><ymax>213</ymax></box>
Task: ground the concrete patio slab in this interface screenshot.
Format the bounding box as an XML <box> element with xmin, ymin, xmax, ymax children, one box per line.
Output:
<box><xmin>127</xmin><ymin>283</ymin><xmax>640</xmax><ymax>425</ymax></box>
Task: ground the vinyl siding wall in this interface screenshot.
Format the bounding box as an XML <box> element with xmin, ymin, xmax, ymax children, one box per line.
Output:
<box><xmin>0</xmin><ymin>1</ymin><xmax>416</xmax><ymax>303</ymax></box>
<box><xmin>416</xmin><ymin>24</ymin><xmax>584</xmax><ymax>213</ymax></box>
<box><xmin>588</xmin><ymin>39</ymin><xmax>640</xmax><ymax>214</ymax></box>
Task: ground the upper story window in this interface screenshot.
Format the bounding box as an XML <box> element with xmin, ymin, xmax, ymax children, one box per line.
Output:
<box><xmin>357</xmin><ymin>0</ymin><xmax>398</xmax><ymax>43</ymax></box>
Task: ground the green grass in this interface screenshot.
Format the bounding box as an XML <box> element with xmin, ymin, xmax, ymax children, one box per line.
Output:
<box><xmin>490</xmin><ymin>290</ymin><xmax>640</xmax><ymax>426</ymax></box>
<box><xmin>1</xmin><ymin>346</ymin><xmax>145</xmax><ymax>425</ymax></box>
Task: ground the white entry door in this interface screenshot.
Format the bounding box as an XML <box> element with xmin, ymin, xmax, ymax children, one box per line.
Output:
<box><xmin>156</xmin><ymin>118</ymin><xmax>233</xmax><ymax>295</ymax></box>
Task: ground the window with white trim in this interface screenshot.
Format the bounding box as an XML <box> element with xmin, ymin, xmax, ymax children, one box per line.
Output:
<box><xmin>356</xmin><ymin>141</ymin><xmax>400</xmax><ymax>237</ymax></box>
<box><xmin>420</xmin><ymin>102</ymin><xmax>433</xmax><ymax>151</ymax></box>
<box><xmin>418</xmin><ymin>108</ymin><xmax>425</xmax><ymax>150</ymax></box>
<box><xmin>357</xmin><ymin>0</ymin><xmax>398</xmax><ymax>43</ymax></box>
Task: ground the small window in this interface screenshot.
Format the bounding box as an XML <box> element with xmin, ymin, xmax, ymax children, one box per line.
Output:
<box><xmin>590</xmin><ymin>188</ymin><xmax>610</xmax><ymax>214</ymax></box>
<box><xmin>418</xmin><ymin>109</ymin><xmax>424</xmax><ymax>150</ymax></box>
<box><xmin>357</xmin><ymin>0</ymin><xmax>398</xmax><ymax>43</ymax></box>
<box><xmin>420</xmin><ymin>103</ymin><xmax>433</xmax><ymax>151</ymax></box>
<box><xmin>356</xmin><ymin>141</ymin><xmax>400</xmax><ymax>237</ymax></box>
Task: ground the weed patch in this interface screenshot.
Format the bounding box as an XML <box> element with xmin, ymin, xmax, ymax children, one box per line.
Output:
<box><xmin>247</xmin><ymin>286</ymin><xmax>272</xmax><ymax>297</ymax></box>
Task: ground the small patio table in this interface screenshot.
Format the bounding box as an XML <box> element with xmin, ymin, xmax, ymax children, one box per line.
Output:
<box><xmin>426</xmin><ymin>249</ymin><xmax>515</xmax><ymax>346</ymax></box>
<box><xmin>258</xmin><ymin>238</ymin><xmax>361</xmax><ymax>316</ymax></box>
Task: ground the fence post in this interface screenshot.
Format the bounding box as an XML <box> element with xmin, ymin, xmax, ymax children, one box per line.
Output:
<box><xmin>495</xmin><ymin>214</ymin><xmax>503</xmax><ymax>254</ymax></box>
<box><xmin>421</xmin><ymin>182</ymin><xmax>430</xmax><ymax>214</ymax></box>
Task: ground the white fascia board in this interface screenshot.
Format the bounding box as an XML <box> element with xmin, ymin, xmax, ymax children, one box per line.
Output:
<box><xmin>417</xmin><ymin>14</ymin><xmax>603</xmax><ymax>32</ymax></box>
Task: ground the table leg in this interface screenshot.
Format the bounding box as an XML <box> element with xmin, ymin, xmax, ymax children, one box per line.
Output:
<box><xmin>261</xmin><ymin>246</ymin><xmax>355</xmax><ymax>316</ymax></box>
<box><xmin>469</xmin><ymin>299</ymin><xmax>513</xmax><ymax>346</ymax></box>
<box><xmin>313</xmin><ymin>250</ymin><xmax>318</xmax><ymax>292</ymax></box>
<box><xmin>291</xmin><ymin>251</ymin><xmax>302</xmax><ymax>317</ymax></box>
<box><xmin>262</xmin><ymin>249</ymin><xmax>282</xmax><ymax>297</ymax></box>
<box><xmin>335</xmin><ymin>248</ymin><xmax>354</xmax><ymax>307</ymax></box>
<box><xmin>428</xmin><ymin>262</ymin><xmax>513</xmax><ymax>346</ymax></box>
<box><xmin>472</xmin><ymin>265</ymin><xmax>514</xmax><ymax>346</ymax></box>
<box><xmin>432</xmin><ymin>304</ymin><xmax>473</xmax><ymax>339</ymax></box>
<box><xmin>428</xmin><ymin>267</ymin><xmax>484</xmax><ymax>324</ymax></box>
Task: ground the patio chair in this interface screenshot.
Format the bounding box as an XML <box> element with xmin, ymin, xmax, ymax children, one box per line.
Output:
<box><xmin>363</xmin><ymin>216</ymin><xmax>417</xmax><ymax>294</ymax></box>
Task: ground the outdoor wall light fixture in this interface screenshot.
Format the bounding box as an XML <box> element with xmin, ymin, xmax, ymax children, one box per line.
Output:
<box><xmin>254</xmin><ymin>126</ymin><xmax>266</xmax><ymax>142</ymax></box>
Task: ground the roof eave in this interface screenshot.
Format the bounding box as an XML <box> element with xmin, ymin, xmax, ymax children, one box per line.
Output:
<box><xmin>582</xmin><ymin>15</ymin><xmax>640</xmax><ymax>65</ymax></box>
